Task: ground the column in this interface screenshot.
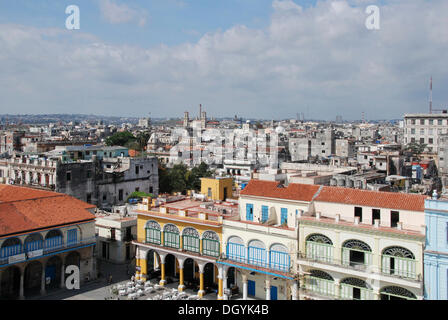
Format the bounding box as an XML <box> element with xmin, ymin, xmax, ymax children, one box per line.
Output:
<box><xmin>334</xmin><ymin>279</ymin><xmax>341</xmax><ymax>299</ymax></box>
<box><xmin>222</xmin><ymin>267</ymin><xmax>228</xmax><ymax>300</ymax></box>
<box><xmin>217</xmin><ymin>265</ymin><xmax>223</xmax><ymax>300</ymax></box>
<box><xmin>60</xmin><ymin>263</ymin><xmax>65</xmax><ymax>288</ymax></box>
<box><xmin>40</xmin><ymin>268</ymin><xmax>46</xmax><ymax>295</ymax></box>
<box><xmin>178</xmin><ymin>259</ymin><xmax>185</xmax><ymax>292</ymax></box>
<box><xmin>242</xmin><ymin>273</ymin><xmax>248</xmax><ymax>300</ymax></box>
<box><xmin>19</xmin><ymin>271</ymin><xmax>24</xmax><ymax>300</ymax></box>
<box><xmin>265</xmin><ymin>279</ymin><xmax>271</xmax><ymax>300</ymax></box>
<box><xmin>373</xmin><ymin>287</ymin><xmax>381</xmax><ymax>300</ymax></box>
<box><xmin>198</xmin><ymin>264</ymin><xmax>205</xmax><ymax>298</ymax></box>
<box><xmin>292</xmin><ymin>281</ymin><xmax>298</xmax><ymax>300</ymax></box>
<box><xmin>158</xmin><ymin>253</ymin><xmax>167</xmax><ymax>286</ymax></box>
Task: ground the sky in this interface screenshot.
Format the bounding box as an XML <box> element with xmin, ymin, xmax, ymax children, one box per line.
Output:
<box><xmin>0</xmin><ymin>0</ymin><xmax>447</xmax><ymax>120</ymax></box>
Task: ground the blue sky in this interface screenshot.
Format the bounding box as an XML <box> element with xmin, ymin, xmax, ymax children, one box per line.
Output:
<box><xmin>0</xmin><ymin>0</ymin><xmax>446</xmax><ymax>120</ymax></box>
<box><xmin>0</xmin><ymin>0</ymin><xmax>313</xmax><ymax>47</ymax></box>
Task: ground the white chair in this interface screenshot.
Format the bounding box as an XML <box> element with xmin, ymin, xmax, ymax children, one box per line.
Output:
<box><xmin>127</xmin><ymin>287</ymin><xmax>136</xmax><ymax>294</ymax></box>
<box><xmin>136</xmin><ymin>289</ymin><xmax>144</xmax><ymax>297</ymax></box>
<box><xmin>128</xmin><ymin>293</ymin><xmax>138</xmax><ymax>300</ymax></box>
<box><xmin>144</xmin><ymin>282</ymin><xmax>152</xmax><ymax>288</ymax></box>
<box><xmin>136</xmin><ymin>284</ymin><xmax>144</xmax><ymax>290</ymax></box>
<box><xmin>127</xmin><ymin>281</ymin><xmax>134</xmax><ymax>287</ymax></box>
<box><xmin>118</xmin><ymin>289</ymin><xmax>127</xmax><ymax>296</ymax></box>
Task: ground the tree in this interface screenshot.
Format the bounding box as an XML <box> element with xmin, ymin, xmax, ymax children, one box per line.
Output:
<box><xmin>186</xmin><ymin>162</ymin><xmax>213</xmax><ymax>191</ymax></box>
<box><xmin>105</xmin><ymin>131</ymin><xmax>136</xmax><ymax>147</ymax></box>
<box><xmin>404</xmin><ymin>142</ymin><xmax>427</xmax><ymax>155</ymax></box>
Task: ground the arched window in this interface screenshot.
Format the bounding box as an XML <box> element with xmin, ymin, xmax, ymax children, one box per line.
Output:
<box><xmin>381</xmin><ymin>246</ymin><xmax>416</xmax><ymax>279</ymax></box>
<box><xmin>202</xmin><ymin>231</ymin><xmax>220</xmax><ymax>257</ymax></box>
<box><xmin>306</xmin><ymin>234</ymin><xmax>334</xmax><ymax>263</ymax></box>
<box><xmin>269</xmin><ymin>243</ymin><xmax>290</xmax><ymax>272</ymax></box>
<box><xmin>163</xmin><ymin>224</ymin><xmax>180</xmax><ymax>249</ymax></box>
<box><xmin>45</xmin><ymin>229</ymin><xmax>63</xmax><ymax>252</ymax></box>
<box><xmin>182</xmin><ymin>227</ymin><xmax>200</xmax><ymax>253</ymax></box>
<box><xmin>380</xmin><ymin>286</ymin><xmax>417</xmax><ymax>300</ymax></box>
<box><xmin>0</xmin><ymin>237</ymin><xmax>23</xmax><ymax>259</ymax></box>
<box><xmin>340</xmin><ymin>277</ymin><xmax>373</xmax><ymax>300</ymax></box>
<box><xmin>306</xmin><ymin>270</ymin><xmax>335</xmax><ymax>297</ymax></box>
<box><xmin>248</xmin><ymin>240</ymin><xmax>267</xmax><ymax>267</ymax></box>
<box><xmin>145</xmin><ymin>220</ymin><xmax>161</xmax><ymax>245</ymax></box>
<box><xmin>342</xmin><ymin>240</ymin><xmax>372</xmax><ymax>268</ymax></box>
<box><xmin>307</xmin><ymin>234</ymin><xmax>333</xmax><ymax>245</ymax></box>
<box><xmin>24</xmin><ymin>233</ymin><xmax>43</xmax><ymax>253</ymax></box>
<box><xmin>226</xmin><ymin>236</ymin><xmax>245</xmax><ymax>262</ymax></box>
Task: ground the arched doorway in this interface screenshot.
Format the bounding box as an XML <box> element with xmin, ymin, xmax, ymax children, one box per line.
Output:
<box><xmin>203</xmin><ymin>263</ymin><xmax>216</xmax><ymax>293</ymax></box>
<box><xmin>0</xmin><ymin>266</ymin><xmax>21</xmax><ymax>299</ymax></box>
<box><xmin>164</xmin><ymin>254</ymin><xmax>177</xmax><ymax>282</ymax></box>
<box><xmin>227</xmin><ymin>267</ymin><xmax>236</xmax><ymax>288</ymax></box>
<box><xmin>380</xmin><ymin>286</ymin><xmax>417</xmax><ymax>300</ymax></box>
<box><xmin>45</xmin><ymin>256</ymin><xmax>62</xmax><ymax>290</ymax></box>
<box><xmin>183</xmin><ymin>258</ymin><xmax>195</xmax><ymax>283</ymax></box>
<box><xmin>146</xmin><ymin>250</ymin><xmax>161</xmax><ymax>280</ymax></box>
<box><xmin>24</xmin><ymin>261</ymin><xmax>43</xmax><ymax>297</ymax></box>
<box><xmin>65</xmin><ymin>251</ymin><xmax>80</xmax><ymax>268</ymax></box>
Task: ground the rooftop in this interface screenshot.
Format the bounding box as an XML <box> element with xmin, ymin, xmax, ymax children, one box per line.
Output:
<box><xmin>240</xmin><ymin>180</ymin><xmax>427</xmax><ymax>212</ymax></box>
<box><xmin>0</xmin><ymin>184</ymin><xmax>96</xmax><ymax>237</ymax></box>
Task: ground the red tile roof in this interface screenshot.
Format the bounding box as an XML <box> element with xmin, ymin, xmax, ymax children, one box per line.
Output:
<box><xmin>239</xmin><ymin>180</ymin><xmax>427</xmax><ymax>212</ymax></box>
<box><xmin>0</xmin><ymin>185</ymin><xmax>96</xmax><ymax>236</ymax></box>
<box><xmin>315</xmin><ymin>186</ymin><xmax>427</xmax><ymax>212</ymax></box>
<box><xmin>240</xmin><ymin>180</ymin><xmax>320</xmax><ymax>202</ymax></box>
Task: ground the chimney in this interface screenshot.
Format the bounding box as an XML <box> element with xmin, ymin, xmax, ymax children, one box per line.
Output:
<box><xmin>397</xmin><ymin>222</ymin><xmax>403</xmax><ymax>230</ymax></box>
<box><xmin>335</xmin><ymin>214</ymin><xmax>340</xmax><ymax>223</ymax></box>
<box><xmin>354</xmin><ymin>216</ymin><xmax>360</xmax><ymax>225</ymax></box>
<box><xmin>316</xmin><ymin>212</ymin><xmax>321</xmax><ymax>220</ymax></box>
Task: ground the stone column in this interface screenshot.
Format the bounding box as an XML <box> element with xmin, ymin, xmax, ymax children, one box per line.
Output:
<box><xmin>222</xmin><ymin>267</ymin><xmax>228</xmax><ymax>300</ymax></box>
<box><xmin>217</xmin><ymin>265</ymin><xmax>223</xmax><ymax>300</ymax></box>
<box><xmin>265</xmin><ymin>279</ymin><xmax>271</xmax><ymax>300</ymax></box>
<box><xmin>292</xmin><ymin>281</ymin><xmax>298</xmax><ymax>300</ymax></box>
<box><xmin>159</xmin><ymin>254</ymin><xmax>166</xmax><ymax>286</ymax></box>
<box><xmin>19</xmin><ymin>271</ymin><xmax>24</xmax><ymax>300</ymax></box>
<box><xmin>334</xmin><ymin>279</ymin><xmax>341</xmax><ymax>299</ymax></box>
<box><xmin>198</xmin><ymin>263</ymin><xmax>205</xmax><ymax>298</ymax></box>
<box><xmin>242</xmin><ymin>273</ymin><xmax>248</xmax><ymax>300</ymax></box>
<box><xmin>60</xmin><ymin>263</ymin><xmax>65</xmax><ymax>288</ymax></box>
<box><xmin>178</xmin><ymin>258</ymin><xmax>185</xmax><ymax>292</ymax></box>
<box><xmin>40</xmin><ymin>269</ymin><xmax>46</xmax><ymax>295</ymax></box>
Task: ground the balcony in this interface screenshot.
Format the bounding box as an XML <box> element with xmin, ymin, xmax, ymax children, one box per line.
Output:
<box><xmin>0</xmin><ymin>236</ymin><xmax>97</xmax><ymax>266</ymax></box>
<box><xmin>297</xmin><ymin>252</ymin><xmax>422</xmax><ymax>284</ymax></box>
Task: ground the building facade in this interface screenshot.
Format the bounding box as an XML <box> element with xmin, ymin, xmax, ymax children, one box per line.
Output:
<box><xmin>0</xmin><ymin>185</ymin><xmax>97</xmax><ymax>299</ymax></box>
<box><xmin>424</xmin><ymin>197</ymin><xmax>448</xmax><ymax>300</ymax></box>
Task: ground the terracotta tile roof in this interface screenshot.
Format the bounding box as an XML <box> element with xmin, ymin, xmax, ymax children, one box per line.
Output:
<box><xmin>0</xmin><ymin>184</ymin><xmax>96</xmax><ymax>236</ymax></box>
<box><xmin>315</xmin><ymin>186</ymin><xmax>427</xmax><ymax>212</ymax></box>
<box><xmin>239</xmin><ymin>180</ymin><xmax>427</xmax><ymax>212</ymax></box>
<box><xmin>240</xmin><ymin>180</ymin><xmax>321</xmax><ymax>202</ymax></box>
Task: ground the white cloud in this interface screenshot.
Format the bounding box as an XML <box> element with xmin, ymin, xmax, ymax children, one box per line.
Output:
<box><xmin>98</xmin><ymin>0</ymin><xmax>147</xmax><ymax>26</ymax></box>
<box><xmin>0</xmin><ymin>0</ymin><xmax>447</xmax><ymax>120</ymax></box>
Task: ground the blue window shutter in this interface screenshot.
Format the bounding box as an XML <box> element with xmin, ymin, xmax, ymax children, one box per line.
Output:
<box><xmin>246</xmin><ymin>203</ymin><xmax>253</xmax><ymax>221</ymax></box>
<box><xmin>262</xmin><ymin>206</ymin><xmax>268</xmax><ymax>222</ymax></box>
<box><xmin>281</xmin><ymin>208</ymin><xmax>288</xmax><ymax>224</ymax></box>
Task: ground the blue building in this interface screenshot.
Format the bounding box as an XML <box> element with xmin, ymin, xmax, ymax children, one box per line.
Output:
<box><xmin>424</xmin><ymin>197</ymin><xmax>448</xmax><ymax>299</ymax></box>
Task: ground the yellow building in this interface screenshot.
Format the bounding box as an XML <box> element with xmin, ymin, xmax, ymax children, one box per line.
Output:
<box><xmin>200</xmin><ymin>177</ymin><xmax>233</xmax><ymax>201</ymax></box>
<box><xmin>132</xmin><ymin>196</ymin><xmax>238</xmax><ymax>299</ymax></box>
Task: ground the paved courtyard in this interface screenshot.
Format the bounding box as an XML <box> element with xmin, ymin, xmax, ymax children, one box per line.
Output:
<box><xmin>32</xmin><ymin>260</ymin><xmax>248</xmax><ymax>300</ymax></box>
